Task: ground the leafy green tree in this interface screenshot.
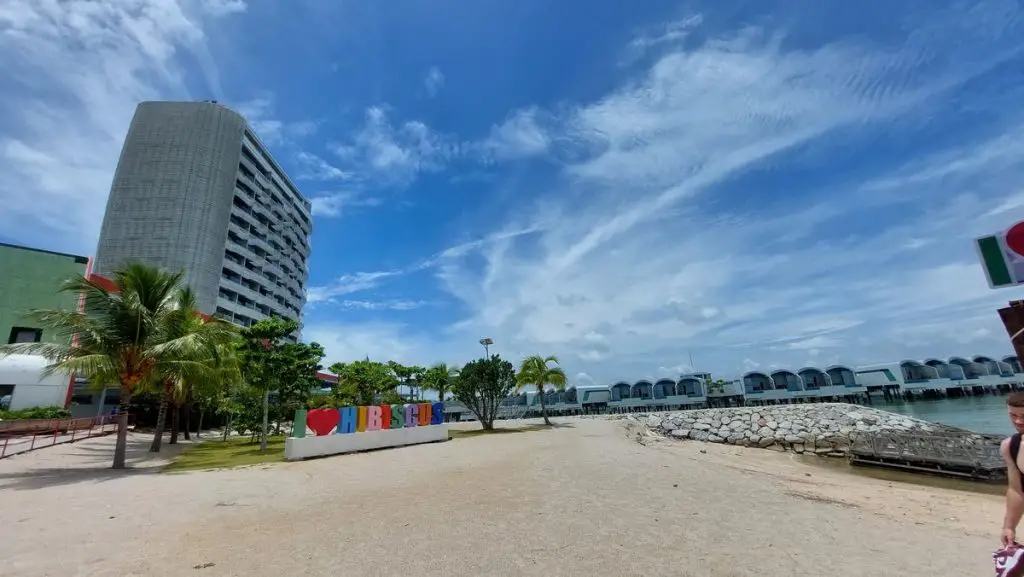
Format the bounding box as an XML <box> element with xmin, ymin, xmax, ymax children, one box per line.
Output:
<box><xmin>329</xmin><ymin>359</ymin><xmax>399</xmax><ymax>406</ymax></box>
<box><xmin>704</xmin><ymin>377</ymin><xmax>728</xmax><ymax>395</ymax></box>
<box><xmin>387</xmin><ymin>361</ymin><xmax>425</xmax><ymax>400</ymax></box>
<box><xmin>516</xmin><ymin>355</ymin><xmax>567</xmax><ymax>426</ymax></box>
<box><xmin>380</xmin><ymin>389</ymin><xmax>405</xmax><ymax>404</ymax></box>
<box><xmin>0</xmin><ymin>263</ymin><xmax>212</xmax><ymax>469</ymax></box>
<box><xmin>238</xmin><ymin>317</ymin><xmax>299</xmax><ymax>452</ymax></box>
<box><xmin>189</xmin><ymin>348</ymin><xmax>242</xmax><ymax>439</ymax></box>
<box><xmin>148</xmin><ymin>287</ymin><xmax>239</xmax><ymax>453</ymax></box>
<box><xmin>420</xmin><ymin>362</ymin><xmax>458</xmax><ymax>402</ymax></box>
<box><xmin>273</xmin><ymin>341</ymin><xmax>325</xmax><ymax>433</ymax></box>
<box><xmin>450</xmin><ymin>355</ymin><xmax>516</xmax><ymax>430</ymax></box>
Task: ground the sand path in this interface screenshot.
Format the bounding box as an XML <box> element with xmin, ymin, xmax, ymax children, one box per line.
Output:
<box><xmin>0</xmin><ymin>418</ymin><xmax>1004</xmax><ymax>576</ymax></box>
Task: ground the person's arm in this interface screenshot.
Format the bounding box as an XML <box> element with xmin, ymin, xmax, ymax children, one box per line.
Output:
<box><xmin>1002</xmin><ymin>438</ymin><xmax>1024</xmax><ymax>545</ymax></box>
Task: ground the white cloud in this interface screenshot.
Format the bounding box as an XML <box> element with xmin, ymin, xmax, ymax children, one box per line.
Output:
<box><xmin>199</xmin><ymin>0</ymin><xmax>247</xmax><ymax>16</ymax></box>
<box><xmin>624</xmin><ymin>14</ymin><xmax>704</xmax><ymax>62</ymax></box>
<box><xmin>294</xmin><ymin>151</ymin><xmax>350</xmax><ymax>181</ymax></box>
<box><xmin>573</xmin><ymin>372</ymin><xmax>596</xmax><ymax>386</ymax></box>
<box><xmin>331</xmin><ymin>106</ymin><xmax>460</xmax><ymax>187</ymax></box>
<box><xmin>234</xmin><ymin>95</ymin><xmax>318</xmax><ymax>146</ymax></box>
<box><xmin>0</xmin><ymin>0</ymin><xmax>246</xmax><ymax>255</ymax></box>
<box><xmin>307</xmin><ymin>270</ymin><xmax>403</xmax><ymax>304</ymax></box>
<box><xmin>336</xmin><ymin>299</ymin><xmax>426</xmax><ymax>311</ymax></box>
<box><xmin>656</xmin><ymin>364</ymin><xmax>694</xmax><ymax>377</ymax></box>
<box><xmin>477</xmin><ymin>107</ymin><xmax>550</xmax><ymax>161</ymax></box>
<box><xmin>424</xmin><ymin>66</ymin><xmax>445</xmax><ymax>97</ymax></box>
<box><xmin>331</xmin><ymin>4</ymin><xmax>1024</xmax><ymax>383</ymax></box>
<box><xmin>303</xmin><ymin>320</ymin><xmax>465</xmax><ymax>369</ymax></box>
<box><xmin>309</xmin><ymin>192</ymin><xmax>382</xmax><ymax>218</ymax></box>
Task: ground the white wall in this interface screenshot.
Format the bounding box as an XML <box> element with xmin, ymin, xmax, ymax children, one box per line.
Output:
<box><xmin>0</xmin><ymin>355</ymin><xmax>69</xmax><ymax>410</ymax></box>
<box><xmin>285</xmin><ymin>424</ymin><xmax>449</xmax><ymax>461</ymax></box>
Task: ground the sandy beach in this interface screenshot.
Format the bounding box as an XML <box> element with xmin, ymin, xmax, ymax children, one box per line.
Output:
<box><xmin>0</xmin><ymin>418</ymin><xmax>1004</xmax><ymax>576</ymax></box>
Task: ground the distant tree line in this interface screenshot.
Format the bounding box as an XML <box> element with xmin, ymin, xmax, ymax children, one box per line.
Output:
<box><xmin>0</xmin><ymin>263</ymin><xmax>571</xmax><ymax>468</ymax></box>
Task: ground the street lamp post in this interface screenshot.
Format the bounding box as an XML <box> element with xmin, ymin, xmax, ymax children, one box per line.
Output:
<box><xmin>479</xmin><ymin>337</ymin><xmax>494</xmax><ymax>358</ymax></box>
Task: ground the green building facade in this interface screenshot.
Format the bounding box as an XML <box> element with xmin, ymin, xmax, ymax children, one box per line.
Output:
<box><xmin>0</xmin><ymin>243</ymin><xmax>89</xmax><ymax>346</ymax></box>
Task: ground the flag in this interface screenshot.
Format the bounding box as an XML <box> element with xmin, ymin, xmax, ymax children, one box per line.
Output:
<box><xmin>977</xmin><ymin>234</ymin><xmax>1019</xmax><ymax>289</ymax></box>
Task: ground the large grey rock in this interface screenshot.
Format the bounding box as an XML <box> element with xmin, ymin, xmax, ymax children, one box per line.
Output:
<box><xmin>639</xmin><ymin>402</ymin><xmax>941</xmax><ymax>455</ymax></box>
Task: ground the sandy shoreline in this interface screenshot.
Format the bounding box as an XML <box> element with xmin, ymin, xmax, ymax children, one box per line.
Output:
<box><xmin>0</xmin><ymin>418</ymin><xmax>1004</xmax><ymax>576</ymax></box>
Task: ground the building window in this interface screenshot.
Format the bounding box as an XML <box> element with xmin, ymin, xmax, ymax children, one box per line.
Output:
<box><xmin>8</xmin><ymin>327</ymin><xmax>42</xmax><ymax>344</ymax></box>
<box><xmin>0</xmin><ymin>384</ymin><xmax>14</xmax><ymax>410</ymax></box>
<box><xmin>70</xmin><ymin>393</ymin><xmax>94</xmax><ymax>405</ymax></box>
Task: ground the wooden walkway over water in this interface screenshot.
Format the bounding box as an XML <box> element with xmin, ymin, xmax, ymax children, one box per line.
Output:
<box><xmin>849</xmin><ymin>430</ymin><xmax>1006</xmax><ymax>482</ymax></box>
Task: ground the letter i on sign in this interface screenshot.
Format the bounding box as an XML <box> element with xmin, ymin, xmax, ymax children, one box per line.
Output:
<box><xmin>356</xmin><ymin>406</ymin><xmax>368</xmax><ymax>432</ymax></box>
<box><xmin>380</xmin><ymin>405</ymin><xmax>392</xmax><ymax>429</ymax></box>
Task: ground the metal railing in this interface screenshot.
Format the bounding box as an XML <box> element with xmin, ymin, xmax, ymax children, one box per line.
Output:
<box><xmin>0</xmin><ymin>414</ymin><xmax>135</xmax><ymax>459</ymax></box>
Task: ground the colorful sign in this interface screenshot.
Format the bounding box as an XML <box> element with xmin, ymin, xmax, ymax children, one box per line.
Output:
<box><xmin>976</xmin><ymin>222</ymin><xmax>1024</xmax><ymax>289</ymax></box>
<box><xmin>293</xmin><ymin>402</ymin><xmax>446</xmax><ymax>438</ymax></box>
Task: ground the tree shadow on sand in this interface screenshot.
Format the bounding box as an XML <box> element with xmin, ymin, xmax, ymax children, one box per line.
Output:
<box><xmin>0</xmin><ymin>435</ymin><xmax>184</xmax><ymax>491</ymax></box>
<box><xmin>449</xmin><ymin>421</ymin><xmax>575</xmax><ymax>439</ymax></box>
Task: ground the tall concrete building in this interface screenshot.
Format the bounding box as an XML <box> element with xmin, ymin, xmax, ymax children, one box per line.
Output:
<box><xmin>94</xmin><ymin>101</ymin><xmax>312</xmax><ymax>337</ymax></box>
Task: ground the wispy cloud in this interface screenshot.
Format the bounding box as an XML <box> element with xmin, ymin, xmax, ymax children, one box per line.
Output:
<box><xmin>307</xmin><ymin>270</ymin><xmax>404</xmax><ymax>304</ymax></box>
<box><xmin>337</xmin><ymin>299</ymin><xmax>427</xmax><ymax>311</ymax></box>
<box><xmin>423</xmin><ymin>66</ymin><xmax>445</xmax><ymax>98</ymax></box>
<box><xmin>476</xmin><ymin>107</ymin><xmax>551</xmax><ymax>161</ymax></box>
<box><xmin>293</xmin><ymin>151</ymin><xmax>350</xmax><ymax>181</ymax></box>
<box><xmin>622</xmin><ymin>14</ymin><xmax>704</xmax><ymax>63</ymax></box>
<box><xmin>309</xmin><ymin>192</ymin><xmax>382</xmax><ymax>218</ymax></box>
<box><xmin>234</xmin><ymin>95</ymin><xmax>318</xmax><ymax>146</ymax></box>
<box><xmin>331</xmin><ymin>106</ymin><xmax>460</xmax><ymax>187</ymax></box>
<box><xmin>199</xmin><ymin>0</ymin><xmax>247</xmax><ymax>17</ymax></box>
<box><xmin>323</xmin><ymin>2</ymin><xmax>1024</xmax><ymax>382</ymax></box>
<box><xmin>0</xmin><ymin>0</ymin><xmax>247</xmax><ymax>254</ymax></box>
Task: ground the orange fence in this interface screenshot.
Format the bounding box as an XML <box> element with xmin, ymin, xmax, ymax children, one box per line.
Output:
<box><xmin>0</xmin><ymin>414</ymin><xmax>135</xmax><ymax>459</ymax></box>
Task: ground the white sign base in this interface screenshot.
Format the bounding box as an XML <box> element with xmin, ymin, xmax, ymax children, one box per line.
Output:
<box><xmin>285</xmin><ymin>424</ymin><xmax>450</xmax><ymax>461</ymax></box>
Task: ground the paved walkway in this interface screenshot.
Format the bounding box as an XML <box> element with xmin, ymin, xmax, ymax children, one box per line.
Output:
<box><xmin>0</xmin><ymin>425</ymin><xmax>118</xmax><ymax>458</ymax></box>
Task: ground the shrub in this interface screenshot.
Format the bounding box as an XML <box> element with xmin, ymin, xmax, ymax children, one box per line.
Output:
<box><xmin>0</xmin><ymin>406</ymin><xmax>73</xmax><ymax>420</ymax></box>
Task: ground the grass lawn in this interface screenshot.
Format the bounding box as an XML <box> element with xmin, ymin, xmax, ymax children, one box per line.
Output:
<box><xmin>163</xmin><ymin>436</ymin><xmax>286</xmax><ymax>473</ymax></box>
<box><xmin>164</xmin><ymin>424</ymin><xmax>563</xmax><ymax>471</ymax></box>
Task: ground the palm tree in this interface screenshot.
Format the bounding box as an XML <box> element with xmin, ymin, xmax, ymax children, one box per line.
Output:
<box><xmin>0</xmin><ymin>263</ymin><xmax>212</xmax><ymax>469</ymax></box>
<box><xmin>148</xmin><ymin>287</ymin><xmax>238</xmax><ymax>453</ymax></box>
<box><xmin>516</xmin><ymin>355</ymin><xmax>567</xmax><ymax>426</ymax></box>
<box><xmin>420</xmin><ymin>363</ymin><xmax>458</xmax><ymax>403</ymax></box>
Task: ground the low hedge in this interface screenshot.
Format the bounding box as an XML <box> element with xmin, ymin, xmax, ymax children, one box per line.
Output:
<box><xmin>0</xmin><ymin>406</ymin><xmax>72</xmax><ymax>420</ymax></box>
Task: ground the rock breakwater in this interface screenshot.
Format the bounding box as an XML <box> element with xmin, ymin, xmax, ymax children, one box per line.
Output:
<box><xmin>639</xmin><ymin>403</ymin><xmax>949</xmax><ymax>456</ymax></box>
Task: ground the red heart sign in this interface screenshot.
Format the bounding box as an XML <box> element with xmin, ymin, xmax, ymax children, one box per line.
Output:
<box><xmin>307</xmin><ymin>408</ymin><xmax>340</xmax><ymax>436</ymax></box>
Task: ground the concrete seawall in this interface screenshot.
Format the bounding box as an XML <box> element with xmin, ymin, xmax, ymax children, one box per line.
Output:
<box><xmin>630</xmin><ymin>403</ymin><xmax>965</xmax><ymax>456</ymax></box>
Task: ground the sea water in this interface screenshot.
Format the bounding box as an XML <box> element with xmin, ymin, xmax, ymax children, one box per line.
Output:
<box><xmin>876</xmin><ymin>394</ymin><xmax>1013</xmax><ymax>436</ymax></box>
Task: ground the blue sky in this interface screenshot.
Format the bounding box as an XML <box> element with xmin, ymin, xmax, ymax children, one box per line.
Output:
<box><xmin>3</xmin><ymin>0</ymin><xmax>1024</xmax><ymax>386</ymax></box>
